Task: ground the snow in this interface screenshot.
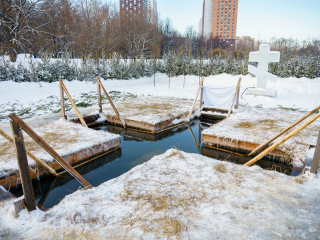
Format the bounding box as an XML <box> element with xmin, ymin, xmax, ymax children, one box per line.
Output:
<box><xmin>1</xmin><ymin>74</ymin><xmax>320</xmax><ymax>124</ymax></box>
<box><xmin>1</xmin><ymin>71</ymin><xmax>320</xmax><ymax>238</ymax></box>
<box><xmin>1</xmin><ymin>149</ymin><xmax>320</xmax><ymax>239</ymax></box>
<box><xmin>0</xmin><ymin>118</ymin><xmax>120</xmax><ymax>179</ymax></box>
<box><xmin>202</xmin><ymin>106</ymin><xmax>320</xmax><ymax>168</ymax></box>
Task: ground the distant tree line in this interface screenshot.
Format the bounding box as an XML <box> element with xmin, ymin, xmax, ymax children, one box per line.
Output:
<box><xmin>0</xmin><ymin>0</ymin><xmax>319</xmax><ymax>64</ymax></box>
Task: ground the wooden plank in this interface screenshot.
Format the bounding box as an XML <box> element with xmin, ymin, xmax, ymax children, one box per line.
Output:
<box><xmin>0</xmin><ymin>128</ymin><xmax>58</xmax><ymax>177</ymax></box>
<box><xmin>14</xmin><ymin>195</ymin><xmax>25</xmax><ymax>214</ymax></box>
<box><xmin>10</xmin><ymin>120</ymin><xmax>36</xmax><ymax>212</ymax></box>
<box><xmin>310</xmin><ymin>130</ymin><xmax>320</xmax><ymax>174</ymax></box>
<box><xmin>8</xmin><ymin>113</ymin><xmax>92</xmax><ymax>188</ymax></box>
<box><xmin>227</xmin><ymin>77</ymin><xmax>242</xmax><ymax>117</ymax></box>
<box><xmin>244</xmin><ymin>111</ymin><xmax>320</xmax><ymax>167</ymax></box>
<box><xmin>96</xmin><ymin>77</ymin><xmax>126</xmax><ymax>128</ymax></box>
<box><xmin>248</xmin><ymin>105</ymin><xmax>320</xmax><ymax>156</ymax></box>
<box><xmin>60</xmin><ymin>84</ymin><xmax>66</xmax><ymax>119</ymax></box>
<box><xmin>97</xmin><ymin>82</ymin><xmax>102</xmax><ymax>113</ymax></box>
<box><xmin>188</xmin><ymin>76</ymin><xmax>205</xmax><ymax>121</ymax></box>
<box><xmin>59</xmin><ymin>79</ymin><xmax>87</xmax><ymax>128</ymax></box>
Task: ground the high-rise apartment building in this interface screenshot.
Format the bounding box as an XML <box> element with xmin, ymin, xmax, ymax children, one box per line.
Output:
<box><xmin>120</xmin><ymin>0</ymin><xmax>158</xmax><ymax>24</ymax></box>
<box><xmin>200</xmin><ymin>0</ymin><xmax>239</xmax><ymax>45</ymax></box>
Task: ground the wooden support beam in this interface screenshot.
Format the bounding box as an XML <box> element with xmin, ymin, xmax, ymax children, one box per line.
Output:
<box><xmin>0</xmin><ymin>128</ymin><xmax>58</xmax><ymax>177</ymax></box>
<box><xmin>248</xmin><ymin>105</ymin><xmax>320</xmax><ymax>157</ymax></box>
<box><xmin>200</xmin><ymin>78</ymin><xmax>204</xmax><ymax>108</ymax></box>
<box><xmin>310</xmin><ymin>130</ymin><xmax>320</xmax><ymax>174</ymax></box>
<box><xmin>235</xmin><ymin>85</ymin><xmax>240</xmax><ymax>109</ymax></box>
<box><xmin>188</xmin><ymin>76</ymin><xmax>205</xmax><ymax>122</ymax></box>
<box><xmin>59</xmin><ymin>79</ymin><xmax>87</xmax><ymax>128</ymax></box>
<box><xmin>96</xmin><ymin>77</ymin><xmax>126</xmax><ymax>129</ymax></box>
<box><xmin>227</xmin><ymin>77</ymin><xmax>242</xmax><ymax>118</ymax></box>
<box><xmin>10</xmin><ymin>120</ymin><xmax>36</xmax><ymax>212</ymax></box>
<box><xmin>244</xmin><ymin>111</ymin><xmax>320</xmax><ymax>167</ymax></box>
<box><xmin>8</xmin><ymin>113</ymin><xmax>92</xmax><ymax>188</ymax></box>
<box><xmin>97</xmin><ymin>82</ymin><xmax>102</xmax><ymax>113</ymax></box>
<box><xmin>60</xmin><ymin>84</ymin><xmax>66</xmax><ymax>119</ymax></box>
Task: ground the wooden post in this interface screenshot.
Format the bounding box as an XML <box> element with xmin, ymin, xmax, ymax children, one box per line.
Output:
<box><xmin>97</xmin><ymin>82</ymin><xmax>102</xmax><ymax>113</ymax></box>
<box><xmin>244</xmin><ymin>111</ymin><xmax>320</xmax><ymax>167</ymax></box>
<box><xmin>60</xmin><ymin>84</ymin><xmax>66</xmax><ymax>119</ymax></box>
<box><xmin>188</xmin><ymin>76</ymin><xmax>205</xmax><ymax>122</ymax></box>
<box><xmin>235</xmin><ymin>86</ymin><xmax>240</xmax><ymax>109</ymax></box>
<box><xmin>227</xmin><ymin>77</ymin><xmax>242</xmax><ymax>118</ymax></box>
<box><xmin>10</xmin><ymin>120</ymin><xmax>36</xmax><ymax>212</ymax></box>
<box><xmin>59</xmin><ymin>79</ymin><xmax>87</xmax><ymax>128</ymax></box>
<box><xmin>248</xmin><ymin>105</ymin><xmax>320</xmax><ymax>157</ymax></box>
<box><xmin>8</xmin><ymin>113</ymin><xmax>92</xmax><ymax>188</ymax></box>
<box><xmin>0</xmin><ymin>128</ymin><xmax>58</xmax><ymax>177</ymax></box>
<box><xmin>200</xmin><ymin>78</ymin><xmax>204</xmax><ymax>108</ymax></box>
<box><xmin>14</xmin><ymin>196</ymin><xmax>25</xmax><ymax>214</ymax></box>
<box><xmin>96</xmin><ymin>77</ymin><xmax>126</xmax><ymax>129</ymax></box>
<box><xmin>310</xmin><ymin>130</ymin><xmax>320</xmax><ymax>174</ymax></box>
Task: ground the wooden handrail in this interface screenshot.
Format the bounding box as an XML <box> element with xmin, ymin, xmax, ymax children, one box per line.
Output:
<box><xmin>59</xmin><ymin>79</ymin><xmax>87</xmax><ymax>128</ymax></box>
<box><xmin>244</xmin><ymin>111</ymin><xmax>320</xmax><ymax>167</ymax></box>
<box><xmin>188</xmin><ymin>76</ymin><xmax>205</xmax><ymax>122</ymax></box>
<box><xmin>248</xmin><ymin>105</ymin><xmax>320</xmax><ymax>157</ymax></box>
<box><xmin>8</xmin><ymin>113</ymin><xmax>92</xmax><ymax>188</ymax></box>
<box><xmin>96</xmin><ymin>77</ymin><xmax>126</xmax><ymax>129</ymax></box>
<box><xmin>0</xmin><ymin>128</ymin><xmax>58</xmax><ymax>177</ymax></box>
<box><xmin>227</xmin><ymin>77</ymin><xmax>242</xmax><ymax>118</ymax></box>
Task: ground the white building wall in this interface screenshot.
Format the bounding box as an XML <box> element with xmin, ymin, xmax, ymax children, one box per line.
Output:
<box><xmin>203</xmin><ymin>0</ymin><xmax>212</xmax><ymax>38</ymax></box>
<box><xmin>198</xmin><ymin>18</ymin><xmax>203</xmax><ymax>36</ymax></box>
<box><xmin>143</xmin><ymin>0</ymin><xmax>157</xmax><ymax>24</ymax></box>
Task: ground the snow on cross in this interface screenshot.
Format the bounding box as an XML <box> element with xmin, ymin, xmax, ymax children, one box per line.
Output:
<box><xmin>246</xmin><ymin>44</ymin><xmax>280</xmax><ymax>98</ymax></box>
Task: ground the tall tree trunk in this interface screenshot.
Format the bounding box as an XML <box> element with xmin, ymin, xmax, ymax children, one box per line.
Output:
<box><xmin>8</xmin><ymin>48</ymin><xmax>17</xmax><ymax>62</ymax></box>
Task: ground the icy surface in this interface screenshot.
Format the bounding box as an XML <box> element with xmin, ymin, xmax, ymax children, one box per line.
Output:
<box><xmin>0</xmin><ymin>150</ymin><xmax>320</xmax><ymax>239</ymax></box>
<box><xmin>202</xmin><ymin>106</ymin><xmax>320</xmax><ymax>166</ymax></box>
<box><xmin>0</xmin><ymin>119</ymin><xmax>120</xmax><ymax>179</ymax></box>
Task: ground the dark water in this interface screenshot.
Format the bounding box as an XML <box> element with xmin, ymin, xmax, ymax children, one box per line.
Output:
<box><xmin>10</xmin><ymin>120</ymin><xmax>293</xmax><ymax>209</ymax></box>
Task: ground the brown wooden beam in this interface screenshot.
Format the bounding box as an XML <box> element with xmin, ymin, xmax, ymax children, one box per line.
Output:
<box><xmin>311</xmin><ymin>130</ymin><xmax>320</xmax><ymax>174</ymax></box>
<box><xmin>59</xmin><ymin>79</ymin><xmax>87</xmax><ymax>127</ymax></box>
<box><xmin>96</xmin><ymin>77</ymin><xmax>126</xmax><ymax>128</ymax></box>
<box><xmin>8</xmin><ymin>113</ymin><xmax>92</xmax><ymax>188</ymax></box>
<box><xmin>10</xmin><ymin>120</ymin><xmax>36</xmax><ymax>212</ymax></box>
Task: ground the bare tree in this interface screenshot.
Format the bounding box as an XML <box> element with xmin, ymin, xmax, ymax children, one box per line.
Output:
<box><xmin>0</xmin><ymin>0</ymin><xmax>45</xmax><ymax>61</ymax></box>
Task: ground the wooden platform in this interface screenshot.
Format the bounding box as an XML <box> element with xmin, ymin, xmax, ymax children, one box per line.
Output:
<box><xmin>201</xmin><ymin>106</ymin><xmax>320</xmax><ymax>171</ymax></box>
<box><xmin>102</xmin><ymin>97</ymin><xmax>200</xmax><ymax>134</ymax></box>
<box><xmin>0</xmin><ymin>116</ymin><xmax>121</xmax><ymax>189</ymax></box>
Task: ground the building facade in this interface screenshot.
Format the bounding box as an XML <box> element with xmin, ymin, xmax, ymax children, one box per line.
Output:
<box><xmin>199</xmin><ymin>0</ymin><xmax>239</xmax><ymax>47</ymax></box>
<box><xmin>120</xmin><ymin>0</ymin><xmax>157</xmax><ymax>24</ymax></box>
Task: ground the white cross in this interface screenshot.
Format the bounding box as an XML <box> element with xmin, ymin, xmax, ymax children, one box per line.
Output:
<box><xmin>248</xmin><ymin>44</ymin><xmax>280</xmax><ymax>89</ymax></box>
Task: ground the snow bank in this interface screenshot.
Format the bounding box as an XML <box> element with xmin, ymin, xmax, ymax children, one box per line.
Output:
<box><xmin>0</xmin><ymin>149</ymin><xmax>320</xmax><ymax>239</ymax></box>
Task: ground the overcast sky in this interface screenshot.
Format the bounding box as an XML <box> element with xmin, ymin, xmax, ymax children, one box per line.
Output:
<box><xmin>107</xmin><ymin>0</ymin><xmax>320</xmax><ymax>41</ymax></box>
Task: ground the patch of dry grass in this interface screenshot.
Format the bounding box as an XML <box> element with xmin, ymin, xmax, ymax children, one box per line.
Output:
<box><xmin>0</xmin><ymin>130</ymin><xmax>79</xmax><ymax>164</ymax></box>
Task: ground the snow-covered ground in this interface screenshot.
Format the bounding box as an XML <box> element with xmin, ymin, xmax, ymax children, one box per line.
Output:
<box><xmin>1</xmin><ymin>149</ymin><xmax>320</xmax><ymax>239</ymax></box>
<box><xmin>1</xmin><ymin>73</ymin><xmax>320</xmax><ymax>239</ymax></box>
<box><xmin>1</xmin><ymin>73</ymin><xmax>320</xmax><ymax>123</ymax></box>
